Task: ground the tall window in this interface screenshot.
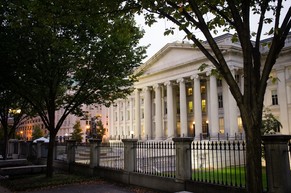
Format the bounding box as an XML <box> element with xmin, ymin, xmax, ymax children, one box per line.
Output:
<box><xmin>219</xmin><ymin>118</ymin><xmax>225</xmax><ymax>134</ymax></box>
<box><xmin>271</xmin><ymin>90</ymin><xmax>278</xmax><ymax>105</ymax></box>
<box><xmin>187</xmin><ymin>88</ymin><xmax>193</xmax><ymax>96</ymax></box>
<box><xmin>235</xmin><ymin>74</ymin><xmax>240</xmax><ymax>84</ymax></box>
<box><xmin>188</xmin><ymin>101</ymin><xmax>193</xmax><ymax>113</ymax></box>
<box><xmin>127</xmin><ymin>110</ymin><xmax>130</xmax><ymax>120</ymax></box>
<box><xmin>218</xmin><ymin>93</ymin><xmax>223</xmax><ymax>108</ymax></box>
<box><xmin>202</xmin><ymin>100</ymin><xmax>206</xmax><ymax>112</ymax></box>
<box><xmin>217</xmin><ymin>79</ymin><xmax>222</xmax><ymax>87</ymax></box>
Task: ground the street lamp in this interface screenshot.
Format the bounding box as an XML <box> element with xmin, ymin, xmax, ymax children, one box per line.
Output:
<box><xmin>20</xmin><ymin>131</ymin><xmax>23</xmax><ymax>140</ymax></box>
<box><xmin>206</xmin><ymin>120</ymin><xmax>209</xmax><ymax>137</ymax></box>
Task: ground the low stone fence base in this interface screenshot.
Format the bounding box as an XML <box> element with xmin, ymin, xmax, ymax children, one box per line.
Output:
<box><xmin>53</xmin><ymin>159</ymin><xmax>247</xmax><ymax>193</ymax></box>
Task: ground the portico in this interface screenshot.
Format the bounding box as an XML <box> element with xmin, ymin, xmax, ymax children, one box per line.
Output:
<box><xmin>108</xmin><ymin>34</ymin><xmax>291</xmax><ymax>140</ymax></box>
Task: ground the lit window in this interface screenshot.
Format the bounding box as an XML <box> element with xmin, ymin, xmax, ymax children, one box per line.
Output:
<box><xmin>271</xmin><ymin>90</ymin><xmax>278</xmax><ymax>105</ymax></box>
<box><xmin>188</xmin><ymin>101</ymin><xmax>193</xmax><ymax>113</ymax></box>
<box><xmin>219</xmin><ymin>118</ymin><xmax>224</xmax><ymax>134</ymax></box>
<box><xmin>202</xmin><ymin>100</ymin><xmax>206</xmax><ymax>112</ymax></box>
<box><xmin>201</xmin><ymin>86</ymin><xmax>206</xmax><ymax>94</ymax></box>
<box><xmin>187</xmin><ymin>88</ymin><xmax>193</xmax><ymax>96</ymax></box>
<box><xmin>238</xmin><ymin>117</ymin><xmax>243</xmax><ymax>133</ymax></box>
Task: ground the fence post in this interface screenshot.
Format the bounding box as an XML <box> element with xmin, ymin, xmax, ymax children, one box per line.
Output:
<box><xmin>18</xmin><ymin>140</ymin><xmax>26</xmax><ymax>158</ymax></box>
<box><xmin>8</xmin><ymin>139</ymin><xmax>18</xmax><ymax>159</ymax></box>
<box><xmin>262</xmin><ymin>134</ymin><xmax>291</xmax><ymax>193</ymax></box>
<box><xmin>122</xmin><ymin>139</ymin><xmax>138</xmax><ymax>172</ymax></box>
<box><xmin>172</xmin><ymin>137</ymin><xmax>193</xmax><ymax>182</ymax></box>
<box><xmin>66</xmin><ymin>139</ymin><xmax>76</xmax><ymax>164</ymax></box>
<box><xmin>36</xmin><ymin>140</ymin><xmax>44</xmax><ymax>159</ymax></box>
<box><xmin>89</xmin><ymin>139</ymin><xmax>102</xmax><ymax>168</ymax></box>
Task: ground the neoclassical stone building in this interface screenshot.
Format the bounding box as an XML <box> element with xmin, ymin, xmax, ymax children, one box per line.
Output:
<box><xmin>109</xmin><ymin>33</ymin><xmax>291</xmax><ymax>140</ymax></box>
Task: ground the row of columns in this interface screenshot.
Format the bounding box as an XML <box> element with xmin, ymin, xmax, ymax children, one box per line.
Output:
<box><xmin>110</xmin><ymin>71</ymin><xmax>240</xmax><ymax>140</ymax></box>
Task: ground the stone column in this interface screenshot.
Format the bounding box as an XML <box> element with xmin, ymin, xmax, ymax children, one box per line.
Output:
<box><xmin>192</xmin><ymin>75</ymin><xmax>202</xmax><ymax>139</ymax></box>
<box><xmin>165</xmin><ymin>81</ymin><xmax>175</xmax><ymax>138</ymax></box>
<box><xmin>116</xmin><ymin>101</ymin><xmax>120</xmax><ymax>137</ymax></box>
<box><xmin>123</xmin><ymin>100</ymin><xmax>126</xmax><ymax>137</ymax></box>
<box><xmin>228</xmin><ymin>68</ymin><xmax>238</xmax><ymax>138</ymax></box>
<box><xmin>277</xmin><ymin>68</ymin><xmax>289</xmax><ymax>134</ymax></box>
<box><xmin>262</xmin><ymin>135</ymin><xmax>291</xmax><ymax>193</ymax></box>
<box><xmin>89</xmin><ymin>139</ymin><xmax>102</xmax><ymax>168</ymax></box>
<box><xmin>135</xmin><ymin>89</ymin><xmax>141</xmax><ymax>139</ymax></box>
<box><xmin>177</xmin><ymin>78</ymin><xmax>188</xmax><ymax>137</ymax></box>
<box><xmin>109</xmin><ymin>105</ymin><xmax>114</xmax><ymax>138</ymax></box>
<box><xmin>129</xmin><ymin>97</ymin><xmax>134</xmax><ymax>137</ymax></box>
<box><xmin>144</xmin><ymin>87</ymin><xmax>152</xmax><ymax>139</ymax></box>
<box><xmin>66</xmin><ymin>139</ymin><xmax>76</xmax><ymax>164</ymax></box>
<box><xmin>154</xmin><ymin>84</ymin><xmax>163</xmax><ymax>139</ymax></box>
<box><xmin>173</xmin><ymin>137</ymin><xmax>193</xmax><ymax>182</ymax></box>
<box><xmin>122</xmin><ymin>139</ymin><xmax>138</xmax><ymax>172</ymax></box>
<box><xmin>208</xmin><ymin>73</ymin><xmax>219</xmax><ymax>137</ymax></box>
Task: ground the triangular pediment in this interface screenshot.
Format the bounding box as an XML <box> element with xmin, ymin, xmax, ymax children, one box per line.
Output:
<box><xmin>135</xmin><ymin>42</ymin><xmax>205</xmax><ymax>76</ymax></box>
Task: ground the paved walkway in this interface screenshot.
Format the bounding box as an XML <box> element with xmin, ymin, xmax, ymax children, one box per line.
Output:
<box><xmin>0</xmin><ymin>180</ymin><xmax>164</xmax><ymax>193</ymax></box>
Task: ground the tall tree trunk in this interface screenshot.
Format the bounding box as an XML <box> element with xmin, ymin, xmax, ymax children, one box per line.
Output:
<box><xmin>46</xmin><ymin>131</ymin><xmax>56</xmax><ymax>178</ymax></box>
<box><xmin>245</xmin><ymin>123</ymin><xmax>263</xmax><ymax>193</ymax></box>
<box><xmin>2</xmin><ymin>128</ymin><xmax>8</xmax><ymax>160</ymax></box>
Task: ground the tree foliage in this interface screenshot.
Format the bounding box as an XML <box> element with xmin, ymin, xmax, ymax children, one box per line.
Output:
<box><xmin>1</xmin><ymin>0</ymin><xmax>146</xmax><ymax>177</ymax></box>
<box><xmin>261</xmin><ymin>108</ymin><xmax>282</xmax><ymax>135</ymax></box>
<box><xmin>96</xmin><ymin>119</ymin><xmax>106</xmax><ymax>140</ymax></box>
<box><xmin>124</xmin><ymin>1</ymin><xmax>291</xmax><ymax>193</ymax></box>
<box><xmin>32</xmin><ymin>125</ymin><xmax>44</xmax><ymax>140</ymax></box>
<box><xmin>0</xmin><ymin>85</ymin><xmax>31</xmax><ymax>159</ymax></box>
<box><xmin>71</xmin><ymin>121</ymin><xmax>83</xmax><ymax>143</ymax></box>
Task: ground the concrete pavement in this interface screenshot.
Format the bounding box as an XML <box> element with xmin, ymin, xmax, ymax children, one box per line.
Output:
<box><xmin>0</xmin><ymin>180</ymin><xmax>165</xmax><ymax>193</ymax></box>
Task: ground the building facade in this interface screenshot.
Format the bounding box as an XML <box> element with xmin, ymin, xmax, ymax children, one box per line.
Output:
<box><xmin>108</xmin><ymin>33</ymin><xmax>291</xmax><ymax>140</ymax></box>
<box><xmin>17</xmin><ymin>104</ymin><xmax>109</xmax><ymax>142</ymax></box>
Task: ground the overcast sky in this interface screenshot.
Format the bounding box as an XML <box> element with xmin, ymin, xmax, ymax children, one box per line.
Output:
<box><xmin>135</xmin><ymin>2</ymin><xmax>291</xmax><ymax>62</ymax></box>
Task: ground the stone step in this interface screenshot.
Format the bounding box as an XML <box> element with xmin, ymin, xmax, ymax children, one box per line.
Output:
<box><xmin>0</xmin><ymin>159</ymin><xmax>28</xmax><ymax>168</ymax></box>
<box><xmin>0</xmin><ymin>165</ymin><xmax>46</xmax><ymax>176</ymax></box>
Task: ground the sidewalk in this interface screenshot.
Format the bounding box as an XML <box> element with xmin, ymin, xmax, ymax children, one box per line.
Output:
<box><xmin>0</xmin><ymin>180</ymin><xmax>164</xmax><ymax>193</ymax></box>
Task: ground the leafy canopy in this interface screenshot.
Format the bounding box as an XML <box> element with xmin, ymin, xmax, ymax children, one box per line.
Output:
<box><xmin>1</xmin><ymin>0</ymin><xmax>147</xmax><ymax>132</ymax></box>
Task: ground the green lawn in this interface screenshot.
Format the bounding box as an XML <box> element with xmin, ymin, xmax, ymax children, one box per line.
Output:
<box><xmin>192</xmin><ymin>166</ymin><xmax>267</xmax><ymax>189</ymax></box>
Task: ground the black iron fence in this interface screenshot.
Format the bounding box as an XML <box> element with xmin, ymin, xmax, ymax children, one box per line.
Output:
<box><xmin>191</xmin><ymin>140</ymin><xmax>246</xmax><ymax>188</ymax></box>
<box><xmin>99</xmin><ymin>141</ymin><xmax>124</xmax><ymax>170</ymax></box>
<box><xmin>134</xmin><ymin>141</ymin><xmax>176</xmax><ymax>178</ymax></box>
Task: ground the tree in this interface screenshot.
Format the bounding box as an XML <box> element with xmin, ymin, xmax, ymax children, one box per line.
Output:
<box><xmin>0</xmin><ymin>87</ymin><xmax>30</xmax><ymax>159</ymax></box>
<box><xmin>71</xmin><ymin>121</ymin><xmax>83</xmax><ymax>143</ymax></box>
<box><xmin>1</xmin><ymin>0</ymin><xmax>146</xmax><ymax>177</ymax></box>
<box><xmin>32</xmin><ymin>125</ymin><xmax>44</xmax><ymax>140</ymax></box>
<box><xmin>125</xmin><ymin>1</ymin><xmax>291</xmax><ymax>192</ymax></box>
<box><xmin>96</xmin><ymin>119</ymin><xmax>106</xmax><ymax>140</ymax></box>
<box><xmin>261</xmin><ymin>108</ymin><xmax>282</xmax><ymax>135</ymax></box>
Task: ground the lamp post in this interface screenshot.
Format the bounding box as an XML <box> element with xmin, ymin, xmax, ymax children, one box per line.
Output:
<box><xmin>192</xmin><ymin>121</ymin><xmax>195</xmax><ymax>137</ymax></box>
<box><xmin>85</xmin><ymin>124</ymin><xmax>90</xmax><ymax>142</ymax></box>
<box><xmin>206</xmin><ymin>120</ymin><xmax>209</xmax><ymax>138</ymax></box>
